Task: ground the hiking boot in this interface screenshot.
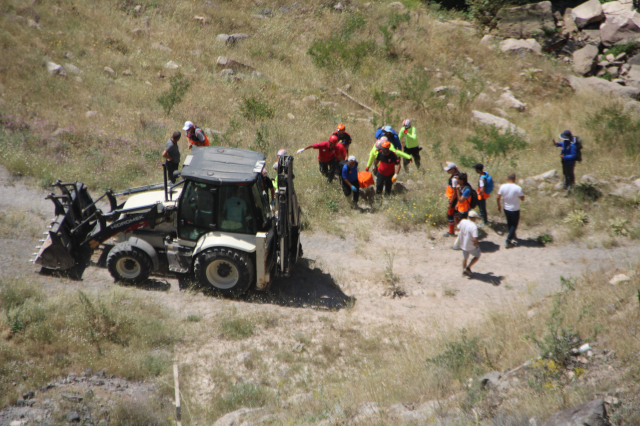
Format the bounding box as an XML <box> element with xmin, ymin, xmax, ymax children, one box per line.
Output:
<box><xmin>443</xmin><ymin>232</ymin><xmax>456</xmax><ymax>237</ymax></box>
<box><xmin>505</xmin><ymin>240</ymin><xmax>514</xmax><ymax>248</ymax></box>
<box><xmin>463</xmin><ymin>268</ymin><xmax>473</xmax><ymax>277</ymax></box>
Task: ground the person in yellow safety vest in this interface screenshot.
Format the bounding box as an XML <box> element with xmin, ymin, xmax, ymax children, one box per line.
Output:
<box><xmin>444</xmin><ymin>162</ymin><xmax>460</xmax><ymax>238</ymax></box>
<box><xmin>183</xmin><ymin>121</ymin><xmax>209</xmax><ymax>149</ymax></box>
<box><xmin>365</xmin><ymin>137</ymin><xmax>412</xmax><ymax>173</ymax></box>
<box><xmin>399</xmin><ymin>119</ymin><xmax>421</xmax><ymax>169</ymax></box>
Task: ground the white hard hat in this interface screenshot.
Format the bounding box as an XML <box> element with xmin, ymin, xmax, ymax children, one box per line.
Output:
<box><xmin>182</xmin><ymin>121</ymin><xmax>194</xmax><ymax>131</ymax></box>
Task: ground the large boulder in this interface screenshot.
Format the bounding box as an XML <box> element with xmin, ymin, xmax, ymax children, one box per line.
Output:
<box><xmin>542</xmin><ymin>399</ymin><xmax>608</xmax><ymax>426</ymax></box>
<box><xmin>571</xmin><ymin>0</ymin><xmax>605</xmax><ymax>29</ymax></box>
<box><xmin>499</xmin><ymin>38</ymin><xmax>542</xmax><ymax>55</ymax></box>
<box><xmin>496</xmin><ymin>1</ymin><xmax>555</xmax><ymax>39</ymax></box>
<box><xmin>568</xmin><ymin>76</ymin><xmax>640</xmax><ymax>99</ymax></box>
<box><xmin>572</xmin><ymin>45</ymin><xmax>599</xmax><ymax>75</ymax></box>
<box><xmin>498</xmin><ymin>91</ymin><xmax>527</xmax><ymax>111</ymax></box>
<box><xmin>471</xmin><ymin>110</ymin><xmax>526</xmax><ymax>135</ymax></box>
<box><xmin>599</xmin><ymin>3</ymin><xmax>640</xmax><ymax>47</ymax></box>
<box><xmin>46</xmin><ymin>62</ymin><xmax>66</xmax><ymax>76</ymax></box>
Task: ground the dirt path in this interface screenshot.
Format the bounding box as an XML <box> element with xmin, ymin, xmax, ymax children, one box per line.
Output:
<box><xmin>2</xmin><ymin>166</ymin><xmax>639</xmax><ymax>330</ymax></box>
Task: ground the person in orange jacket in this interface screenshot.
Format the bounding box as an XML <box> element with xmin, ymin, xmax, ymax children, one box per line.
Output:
<box><xmin>444</xmin><ymin>162</ymin><xmax>460</xmax><ymax>237</ymax></box>
<box><xmin>183</xmin><ymin>121</ymin><xmax>209</xmax><ymax>149</ymax></box>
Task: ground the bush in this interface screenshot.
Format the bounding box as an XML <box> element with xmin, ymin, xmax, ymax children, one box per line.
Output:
<box><xmin>587</xmin><ymin>104</ymin><xmax>640</xmax><ymax>158</ymax></box>
<box><xmin>573</xmin><ymin>181</ymin><xmax>601</xmax><ymax>201</ymax></box>
<box><xmin>214</xmin><ymin>383</ymin><xmax>272</xmax><ymax>413</ymax></box>
<box><xmin>609</xmin><ymin>218</ymin><xmax>631</xmax><ymax>237</ymax></box>
<box><xmin>604</xmin><ymin>41</ymin><xmax>640</xmax><ymax>58</ymax></box>
<box><xmin>426</xmin><ymin>329</ymin><xmax>486</xmax><ymax>381</ymax></box>
<box><xmin>308</xmin><ymin>15</ymin><xmax>376</xmax><ymax>70</ymax></box>
<box><xmin>240</xmin><ymin>96</ymin><xmax>274</xmax><ymax>122</ymax></box>
<box><xmin>451</xmin><ymin>125</ymin><xmax>528</xmax><ymax>168</ymax></box>
<box><xmin>220</xmin><ymin>317</ymin><xmax>254</xmax><ymax>340</ymax></box>
<box><xmin>157</xmin><ymin>73</ymin><xmax>191</xmax><ymax>115</ymax></box>
<box><xmin>563</xmin><ymin>210</ymin><xmax>588</xmax><ymax>227</ymax></box>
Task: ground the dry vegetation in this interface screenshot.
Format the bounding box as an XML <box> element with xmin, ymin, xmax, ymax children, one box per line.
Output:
<box><xmin>1</xmin><ymin>0</ymin><xmax>640</xmax><ymax>424</ymax></box>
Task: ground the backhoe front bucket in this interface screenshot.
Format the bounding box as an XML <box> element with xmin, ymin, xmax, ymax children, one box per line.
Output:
<box><xmin>34</xmin><ymin>181</ymin><xmax>98</xmax><ymax>273</ymax></box>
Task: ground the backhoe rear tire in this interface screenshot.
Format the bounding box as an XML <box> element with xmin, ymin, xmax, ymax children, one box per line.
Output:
<box><xmin>107</xmin><ymin>246</ymin><xmax>152</xmax><ymax>285</ymax></box>
<box><xmin>194</xmin><ymin>248</ymin><xmax>254</xmax><ymax>297</ymax></box>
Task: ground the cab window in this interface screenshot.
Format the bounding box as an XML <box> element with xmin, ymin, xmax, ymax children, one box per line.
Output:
<box><xmin>218</xmin><ymin>185</ymin><xmax>256</xmax><ymax>235</ymax></box>
<box><xmin>252</xmin><ymin>178</ymin><xmax>271</xmax><ymax>231</ymax></box>
<box><xmin>178</xmin><ymin>181</ymin><xmax>214</xmax><ymax>241</ymax></box>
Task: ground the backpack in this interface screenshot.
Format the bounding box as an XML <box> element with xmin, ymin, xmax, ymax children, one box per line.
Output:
<box><xmin>465</xmin><ymin>184</ymin><xmax>479</xmax><ymax>210</ymax></box>
<box><xmin>482</xmin><ymin>172</ymin><xmax>494</xmax><ymax>194</ymax></box>
<box><xmin>572</xmin><ymin>137</ymin><xmax>583</xmax><ymax>162</ymax></box>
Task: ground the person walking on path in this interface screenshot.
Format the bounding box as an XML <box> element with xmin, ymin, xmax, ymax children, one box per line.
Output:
<box><xmin>297</xmin><ymin>135</ymin><xmax>339</xmax><ymax>182</ymax></box>
<box><xmin>553</xmin><ymin>130</ymin><xmax>579</xmax><ymax>196</ymax></box>
<box><xmin>341</xmin><ymin>155</ymin><xmax>360</xmax><ymax>205</ymax></box>
<box><xmin>162</xmin><ymin>131</ymin><xmax>181</xmax><ymax>184</ymax></box>
<box><xmin>374</xmin><ymin>140</ymin><xmax>401</xmax><ymax>195</ymax></box>
<box><xmin>365</xmin><ymin>137</ymin><xmax>412</xmax><ymax>173</ymax></box>
<box><xmin>399</xmin><ymin>119</ymin><xmax>421</xmax><ymax>170</ymax></box>
<box><xmin>497</xmin><ymin>172</ymin><xmax>525</xmax><ymax>248</ymax></box>
<box><xmin>444</xmin><ymin>162</ymin><xmax>460</xmax><ymax>237</ymax></box>
<box><xmin>458</xmin><ymin>210</ymin><xmax>481</xmax><ymax>277</ymax></box>
<box><xmin>474</xmin><ymin>163</ymin><xmax>493</xmax><ymax>226</ymax></box>
<box><xmin>452</xmin><ymin>173</ymin><xmax>473</xmax><ymax>250</ymax></box>
<box><xmin>183</xmin><ymin>121</ymin><xmax>209</xmax><ymax>149</ymax></box>
<box><xmin>333</xmin><ymin>124</ymin><xmax>352</xmax><ymax>153</ymax></box>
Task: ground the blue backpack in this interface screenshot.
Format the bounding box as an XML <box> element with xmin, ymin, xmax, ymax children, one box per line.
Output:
<box><xmin>482</xmin><ymin>172</ymin><xmax>494</xmax><ymax>194</ymax></box>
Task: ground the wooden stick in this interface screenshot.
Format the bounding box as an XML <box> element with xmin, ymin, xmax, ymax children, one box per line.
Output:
<box><xmin>337</xmin><ymin>88</ymin><xmax>381</xmax><ymax>116</ymax></box>
<box><xmin>174</xmin><ymin>363</ymin><xmax>182</xmax><ymax>426</ymax></box>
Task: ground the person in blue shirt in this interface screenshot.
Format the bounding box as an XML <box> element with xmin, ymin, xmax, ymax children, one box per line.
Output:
<box><xmin>374</xmin><ymin>126</ymin><xmax>402</xmax><ymax>151</ymax></box>
<box><xmin>553</xmin><ymin>130</ymin><xmax>578</xmax><ymax>194</ymax></box>
<box><xmin>341</xmin><ymin>155</ymin><xmax>360</xmax><ymax>205</ymax></box>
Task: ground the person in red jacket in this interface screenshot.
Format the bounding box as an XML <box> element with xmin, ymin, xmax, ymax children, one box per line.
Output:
<box><xmin>374</xmin><ymin>140</ymin><xmax>401</xmax><ymax>195</ymax></box>
<box><xmin>297</xmin><ymin>135</ymin><xmax>339</xmax><ymax>182</ymax></box>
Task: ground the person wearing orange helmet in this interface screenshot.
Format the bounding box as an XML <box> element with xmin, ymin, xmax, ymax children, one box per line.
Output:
<box><xmin>332</xmin><ymin>123</ymin><xmax>352</xmax><ymax>153</ymax></box>
<box><xmin>373</xmin><ymin>140</ymin><xmax>402</xmax><ymax>195</ymax></box>
<box><xmin>297</xmin><ymin>135</ymin><xmax>340</xmax><ymax>182</ymax></box>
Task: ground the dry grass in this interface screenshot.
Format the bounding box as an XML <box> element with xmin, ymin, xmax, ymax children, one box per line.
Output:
<box><xmin>0</xmin><ymin>277</ymin><xmax>180</xmax><ymax>407</ymax></box>
<box><xmin>0</xmin><ymin>0</ymin><xmax>638</xmax><ymax>238</ymax></box>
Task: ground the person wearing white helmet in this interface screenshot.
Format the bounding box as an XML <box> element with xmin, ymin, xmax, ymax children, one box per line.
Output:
<box><xmin>399</xmin><ymin>119</ymin><xmax>421</xmax><ymax>170</ymax></box>
<box><xmin>183</xmin><ymin>121</ymin><xmax>209</xmax><ymax>149</ymax></box>
<box><xmin>365</xmin><ymin>136</ymin><xmax>411</xmax><ymax>174</ymax></box>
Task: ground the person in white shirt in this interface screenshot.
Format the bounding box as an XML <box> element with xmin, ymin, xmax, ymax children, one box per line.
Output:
<box><xmin>458</xmin><ymin>210</ymin><xmax>481</xmax><ymax>277</ymax></box>
<box><xmin>496</xmin><ymin>173</ymin><xmax>525</xmax><ymax>248</ymax></box>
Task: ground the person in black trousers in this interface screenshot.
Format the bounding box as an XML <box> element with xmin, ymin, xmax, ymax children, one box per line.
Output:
<box><xmin>162</xmin><ymin>131</ymin><xmax>181</xmax><ymax>183</ymax></box>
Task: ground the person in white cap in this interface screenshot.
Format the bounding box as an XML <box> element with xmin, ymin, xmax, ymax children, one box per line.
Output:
<box><xmin>341</xmin><ymin>155</ymin><xmax>360</xmax><ymax>205</ymax></box>
<box><xmin>444</xmin><ymin>162</ymin><xmax>460</xmax><ymax>237</ymax></box>
<box><xmin>183</xmin><ymin>121</ymin><xmax>209</xmax><ymax>149</ymax></box>
<box><xmin>458</xmin><ymin>210</ymin><xmax>481</xmax><ymax>277</ymax></box>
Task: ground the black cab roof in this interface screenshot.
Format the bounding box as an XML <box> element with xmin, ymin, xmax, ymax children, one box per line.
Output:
<box><xmin>181</xmin><ymin>146</ymin><xmax>266</xmax><ymax>184</ymax></box>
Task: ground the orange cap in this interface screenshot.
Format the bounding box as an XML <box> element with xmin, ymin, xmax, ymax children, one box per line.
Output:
<box><xmin>381</xmin><ymin>141</ymin><xmax>391</xmax><ymax>149</ymax></box>
<box><xmin>337</xmin><ymin>124</ymin><xmax>346</xmax><ymax>132</ymax></box>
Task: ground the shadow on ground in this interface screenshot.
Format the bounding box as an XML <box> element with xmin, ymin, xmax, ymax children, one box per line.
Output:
<box><xmin>514</xmin><ymin>238</ymin><xmax>545</xmax><ymax>248</ymax></box>
<box><xmin>122</xmin><ymin>279</ymin><xmax>172</xmax><ymax>292</ymax></box>
<box><xmin>479</xmin><ymin>241</ymin><xmax>500</xmax><ymax>253</ymax></box>
<box><xmin>241</xmin><ymin>258</ymin><xmax>355</xmax><ymax>310</ymax></box>
<box><xmin>468</xmin><ymin>272</ymin><xmax>503</xmax><ymax>286</ymax></box>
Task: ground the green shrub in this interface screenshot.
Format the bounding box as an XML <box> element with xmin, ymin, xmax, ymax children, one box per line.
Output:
<box><xmin>587</xmin><ymin>104</ymin><xmax>640</xmax><ymax>158</ymax></box>
<box><xmin>609</xmin><ymin>218</ymin><xmax>631</xmax><ymax>237</ymax></box>
<box><xmin>426</xmin><ymin>329</ymin><xmax>485</xmax><ymax>381</ymax></box>
<box><xmin>214</xmin><ymin>383</ymin><xmax>272</xmax><ymax>413</ymax></box>
<box><xmin>537</xmin><ymin>233</ymin><xmax>553</xmax><ymax>244</ymax></box>
<box><xmin>604</xmin><ymin>41</ymin><xmax>640</xmax><ymax>58</ymax></box>
<box><xmin>573</xmin><ymin>181</ymin><xmax>601</xmax><ymax>201</ymax></box>
<box><xmin>308</xmin><ymin>15</ymin><xmax>376</xmax><ymax>70</ymax></box>
<box><xmin>378</xmin><ymin>12</ymin><xmax>411</xmax><ymax>59</ymax></box>
<box><xmin>157</xmin><ymin>73</ymin><xmax>191</xmax><ymax>115</ymax></box>
<box><xmin>451</xmin><ymin>125</ymin><xmax>528</xmax><ymax>168</ymax></box>
<box><xmin>240</xmin><ymin>96</ymin><xmax>274</xmax><ymax>122</ymax></box>
<box><xmin>563</xmin><ymin>210</ymin><xmax>589</xmax><ymax>227</ymax></box>
<box><xmin>250</xmin><ymin>123</ymin><xmax>272</xmax><ymax>153</ymax></box>
<box><xmin>220</xmin><ymin>317</ymin><xmax>254</xmax><ymax>340</ymax></box>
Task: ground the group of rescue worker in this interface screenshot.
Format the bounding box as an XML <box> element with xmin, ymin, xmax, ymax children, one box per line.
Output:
<box><xmin>296</xmin><ymin>120</ymin><xmax>422</xmax><ymax>203</ymax></box>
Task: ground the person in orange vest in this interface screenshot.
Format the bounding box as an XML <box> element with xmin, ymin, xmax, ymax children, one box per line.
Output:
<box><xmin>452</xmin><ymin>173</ymin><xmax>473</xmax><ymax>250</ymax></box>
<box><xmin>444</xmin><ymin>162</ymin><xmax>459</xmax><ymax>237</ymax></box>
<box><xmin>183</xmin><ymin>121</ymin><xmax>209</xmax><ymax>149</ymax></box>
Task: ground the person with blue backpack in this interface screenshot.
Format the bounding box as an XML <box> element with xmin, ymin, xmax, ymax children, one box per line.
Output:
<box><xmin>553</xmin><ymin>130</ymin><xmax>582</xmax><ymax>196</ymax></box>
<box><xmin>474</xmin><ymin>164</ymin><xmax>494</xmax><ymax>226</ymax></box>
<box><xmin>374</xmin><ymin>126</ymin><xmax>402</xmax><ymax>151</ymax></box>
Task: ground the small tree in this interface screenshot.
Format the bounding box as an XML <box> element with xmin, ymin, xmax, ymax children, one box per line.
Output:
<box><xmin>157</xmin><ymin>73</ymin><xmax>191</xmax><ymax>115</ymax></box>
<box><xmin>450</xmin><ymin>125</ymin><xmax>528</xmax><ymax>169</ymax></box>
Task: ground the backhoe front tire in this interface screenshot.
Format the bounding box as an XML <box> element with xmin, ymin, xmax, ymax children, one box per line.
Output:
<box><xmin>107</xmin><ymin>246</ymin><xmax>152</xmax><ymax>285</ymax></box>
<box><xmin>194</xmin><ymin>248</ymin><xmax>254</xmax><ymax>297</ymax></box>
